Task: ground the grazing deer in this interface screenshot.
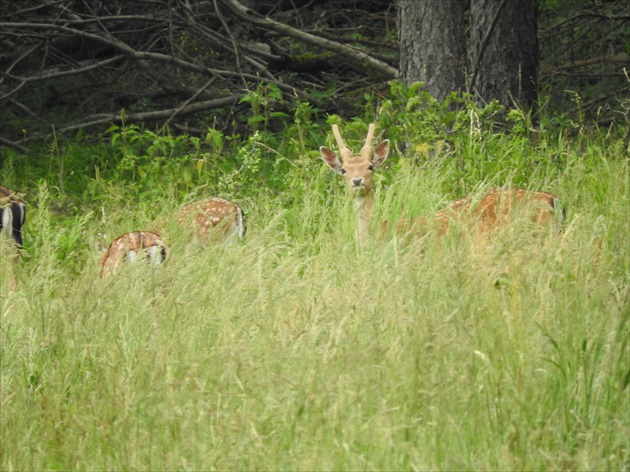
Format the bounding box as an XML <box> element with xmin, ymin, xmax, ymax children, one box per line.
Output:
<box><xmin>319</xmin><ymin>123</ymin><xmax>562</xmax><ymax>243</ymax></box>
<box><xmin>179</xmin><ymin>197</ymin><xmax>246</xmax><ymax>244</ymax></box>
<box><xmin>100</xmin><ymin>231</ymin><xmax>169</xmax><ymax>277</ymax></box>
<box><xmin>319</xmin><ymin>123</ymin><xmax>390</xmax><ymax>245</ymax></box>
<box><xmin>0</xmin><ymin>185</ymin><xmax>26</xmax><ymax>248</ymax></box>
<box><xmin>1</xmin><ymin>185</ymin><xmax>26</xmax><ymax>291</ymax></box>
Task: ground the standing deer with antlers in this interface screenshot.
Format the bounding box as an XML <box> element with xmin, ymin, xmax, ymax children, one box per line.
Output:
<box><xmin>319</xmin><ymin>123</ymin><xmax>562</xmax><ymax>243</ymax></box>
<box><xmin>319</xmin><ymin>123</ymin><xmax>390</xmax><ymax>245</ymax></box>
<box><xmin>179</xmin><ymin>197</ymin><xmax>246</xmax><ymax>245</ymax></box>
<box><xmin>100</xmin><ymin>231</ymin><xmax>169</xmax><ymax>277</ymax></box>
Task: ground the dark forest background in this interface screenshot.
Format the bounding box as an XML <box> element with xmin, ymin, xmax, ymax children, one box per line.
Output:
<box><xmin>1</xmin><ymin>0</ymin><xmax>628</xmax><ymax>155</ymax></box>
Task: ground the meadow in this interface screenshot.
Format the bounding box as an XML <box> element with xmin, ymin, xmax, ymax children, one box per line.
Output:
<box><xmin>1</xmin><ymin>99</ymin><xmax>629</xmax><ymax>469</ymax></box>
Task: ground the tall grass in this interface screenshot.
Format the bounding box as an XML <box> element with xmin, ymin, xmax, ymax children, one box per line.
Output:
<box><xmin>1</xmin><ymin>131</ymin><xmax>628</xmax><ymax>470</ymax></box>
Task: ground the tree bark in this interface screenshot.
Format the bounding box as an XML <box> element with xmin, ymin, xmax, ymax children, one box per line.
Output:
<box><xmin>397</xmin><ymin>0</ymin><xmax>467</xmax><ymax>101</ymax></box>
<box><xmin>470</xmin><ymin>0</ymin><xmax>539</xmax><ymax>110</ymax></box>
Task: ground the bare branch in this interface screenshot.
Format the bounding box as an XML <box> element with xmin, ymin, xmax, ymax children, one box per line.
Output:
<box><xmin>21</xmin><ymin>95</ymin><xmax>244</xmax><ymax>143</ymax></box>
<box><xmin>1</xmin><ymin>21</ymin><xmax>299</xmax><ymax>94</ymax></box>
<box><xmin>554</xmin><ymin>54</ymin><xmax>630</xmax><ymax>70</ymax></box>
<box><xmin>0</xmin><ymin>136</ymin><xmax>29</xmax><ymax>154</ymax></box>
<box><xmin>158</xmin><ymin>77</ymin><xmax>218</xmax><ymax>134</ymax></box>
<box><xmin>1</xmin><ymin>56</ymin><xmax>126</xmax><ymax>99</ymax></box>
<box><xmin>218</xmin><ymin>0</ymin><xmax>398</xmax><ymax>78</ymax></box>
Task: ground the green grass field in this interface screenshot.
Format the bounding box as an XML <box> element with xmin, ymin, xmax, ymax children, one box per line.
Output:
<box><xmin>1</xmin><ymin>134</ymin><xmax>628</xmax><ymax>470</ymax></box>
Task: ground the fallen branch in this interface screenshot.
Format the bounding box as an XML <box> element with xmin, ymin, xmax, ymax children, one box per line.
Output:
<box><xmin>218</xmin><ymin>0</ymin><xmax>399</xmax><ymax>78</ymax></box>
<box><xmin>0</xmin><ymin>136</ymin><xmax>29</xmax><ymax>154</ymax></box>
<box><xmin>19</xmin><ymin>95</ymin><xmax>244</xmax><ymax>145</ymax></box>
<box><xmin>555</xmin><ymin>54</ymin><xmax>630</xmax><ymax>70</ymax></box>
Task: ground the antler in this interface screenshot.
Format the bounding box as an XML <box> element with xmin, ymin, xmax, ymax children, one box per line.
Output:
<box><xmin>360</xmin><ymin>123</ymin><xmax>376</xmax><ymax>159</ymax></box>
<box><xmin>332</xmin><ymin>124</ymin><xmax>353</xmax><ymax>161</ymax></box>
<box><xmin>364</xmin><ymin>123</ymin><xmax>375</xmax><ymax>148</ymax></box>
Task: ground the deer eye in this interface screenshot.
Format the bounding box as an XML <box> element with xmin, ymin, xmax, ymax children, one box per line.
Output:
<box><xmin>367</xmin><ymin>165</ymin><xmax>375</xmax><ymax>172</ymax></box>
<box><xmin>340</xmin><ymin>168</ymin><xmax>347</xmax><ymax>174</ymax></box>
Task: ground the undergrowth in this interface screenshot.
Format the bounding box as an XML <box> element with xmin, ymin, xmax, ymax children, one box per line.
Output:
<box><xmin>1</xmin><ymin>85</ymin><xmax>628</xmax><ymax>470</ymax></box>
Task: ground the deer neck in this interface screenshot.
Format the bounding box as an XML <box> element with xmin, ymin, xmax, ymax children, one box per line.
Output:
<box><xmin>354</xmin><ymin>191</ymin><xmax>374</xmax><ymax>245</ymax></box>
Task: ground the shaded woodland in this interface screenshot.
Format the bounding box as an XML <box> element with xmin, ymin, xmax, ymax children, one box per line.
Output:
<box><xmin>1</xmin><ymin>0</ymin><xmax>628</xmax><ymax>153</ymax></box>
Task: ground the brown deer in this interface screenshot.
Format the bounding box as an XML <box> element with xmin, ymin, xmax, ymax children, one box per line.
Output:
<box><xmin>178</xmin><ymin>197</ymin><xmax>246</xmax><ymax>244</ymax></box>
<box><xmin>319</xmin><ymin>123</ymin><xmax>390</xmax><ymax>245</ymax></box>
<box><xmin>1</xmin><ymin>185</ymin><xmax>26</xmax><ymax>291</ymax></box>
<box><xmin>319</xmin><ymin>123</ymin><xmax>562</xmax><ymax>243</ymax></box>
<box><xmin>429</xmin><ymin>186</ymin><xmax>563</xmax><ymax>237</ymax></box>
<box><xmin>100</xmin><ymin>231</ymin><xmax>169</xmax><ymax>277</ymax></box>
<box><xmin>0</xmin><ymin>185</ymin><xmax>26</xmax><ymax>248</ymax></box>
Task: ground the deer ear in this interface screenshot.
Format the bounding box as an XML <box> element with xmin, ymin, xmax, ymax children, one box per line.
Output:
<box><xmin>372</xmin><ymin>139</ymin><xmax>390</xmax><ymax>167</ymax></box>
<box><xmin>319</xmin><ymin>146</ymin><xmax>343</xmax><ymax>172</ymax></box>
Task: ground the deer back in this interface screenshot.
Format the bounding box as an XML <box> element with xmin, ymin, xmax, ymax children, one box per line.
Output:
<box><xmin>100</xmin><ymin>230</ymin><xmax>169</xmax><ymax>277</ymax></box>
<box><xmin>435</xmin><ymin>187</ymin><xmax>562</xmax><ymax>234</ymax></box>
<box><xmin>179</xmin><ymin>197</ymin><xmax>245</xmax><ymax>244</ymax></box>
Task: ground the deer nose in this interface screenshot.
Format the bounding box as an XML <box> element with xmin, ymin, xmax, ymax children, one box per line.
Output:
<box><xmin>352</xmin><ymin>177</ymin><xmax>364</xmax><ymax>187</ymax></box>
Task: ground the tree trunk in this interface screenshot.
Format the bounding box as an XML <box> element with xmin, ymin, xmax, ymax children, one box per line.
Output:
<box><xmin>470</xmin><ymin>0</ymin><xmax>538</xmax><ymax>111</ymax></box>
<box><xmin>397</xmin><ymin>0</ymin><xmax>467</xmax><ymax>101</ymax></box>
